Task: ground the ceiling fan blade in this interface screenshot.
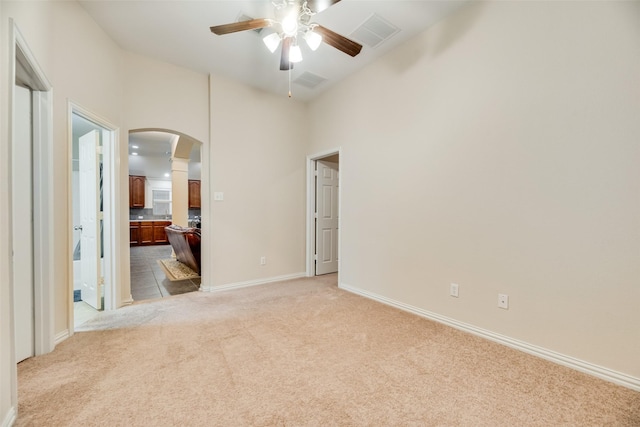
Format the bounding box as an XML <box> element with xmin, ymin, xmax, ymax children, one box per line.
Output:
<box><xmin>313</xmin><ymin>25</ymin><xmax>362</xmax><ymax>57</ymax></box>
<box><xmin>306</xmin><ymin>0</ymin><xmax>341</xmax><ymax>13</ymax></box>
<box><xmin>210</xmin><ymin>18</ymin><xmax>272</xmax><ymax>35</ymax></box>
<box><xmin>280</xmin><ymin>37</ymin><xmax>293</xmax><ymax>71</ymax></box>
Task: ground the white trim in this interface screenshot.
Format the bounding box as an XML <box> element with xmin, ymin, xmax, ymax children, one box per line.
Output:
<box><xmin>340</xmin><ymin>282</ymin><xmax>640</xmax><ymax>392</ymax></box>
<box><xmin>13</xmin><ymin>21</ymin><xmax>55</xmax><ymax>359</ymax></box>
<box><xmin>67</xmin><ymin>102</ymin><xmax>120</xmax><ymax>336</ymax></box>
<box><xmin>305</xmin><ymin>148</ymin><xmax>342</xmax><ymax>280</ymax></box>
<box><xmin>203</xmin><ymin>272</ymin><xmax>307</xmax><ymax>293</ymax></box>
<box><xmin>6</xmin><ymin>19</ymin><xmax>18</xmax><ymax>421</ymax></box>
<box><xmin>14</xmin><ymin>26</ymin><xmax>50</xmax><ymax>90</ymax></box>
<box><xmin>31</xmin><ymin>89</ymin><xmax>54</xmax><ymax>357</ymax></box>
<box><xmin>1</xmin><ymin>407</ymin><xmax>16</xmax><ymax>427</ymax></box>
<box><xmin>101</xmin><ymin>123</ymin><xmax>120</xmax><ymax>311</ymax></box>
<box><xmin>200</xmin><ymin>122</ymin><xmax>211</xmax><ymax>297</ymax></box>
<box><xmin>54</xmin><ymin>329</ymin><xmax>70</xmax><ymax>346</ymax></box>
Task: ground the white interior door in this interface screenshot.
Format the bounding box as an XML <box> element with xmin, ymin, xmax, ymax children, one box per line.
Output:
<box><xmin>315</xmin><ymin>160</ymin><xmax>339</xmax><ymax>275</ymax></box>
<box><xmin>13</xmin><ymin>84</ymin><xmax>35</xmax><ymax>362</ymax></box>
<box><xmin>79</xmin><ymin>130</ymin><xmax>102</xmax><ymax>310</ymax></box>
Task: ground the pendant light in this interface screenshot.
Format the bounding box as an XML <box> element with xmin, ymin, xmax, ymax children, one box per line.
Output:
<box><xmin>289</xmin><ymin>43</ymin><xmax>303</xmax><ymax>63</ymax></box>
<box><xmin>304</xmin><ymin>30</ymin><xmax>322</xmax><ymax>51</ymax></box>
<box><xmin>263</xmin><ymin>32</ymin><xmax>281</xmax><ymax>53</ymax></box>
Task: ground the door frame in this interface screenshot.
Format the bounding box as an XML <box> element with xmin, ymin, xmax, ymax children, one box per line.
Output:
<box><xmin>4</xmin><ymin>20</ymin><xmax>55</xmax><ymax>417</ymax></box>
<box><xmin>67</xmin><ymin>102</ymin><xmax>120</xmax><ymax>334</ymax></box>
<box><xmin>305</xmin><ymin>148</ymin><xmax>342</xmax><ymax>279</ymax></box>
<box><xmin>10</xmin><ymin>20</ymin><xmax>55</xmax><ymax>355</ymax></box>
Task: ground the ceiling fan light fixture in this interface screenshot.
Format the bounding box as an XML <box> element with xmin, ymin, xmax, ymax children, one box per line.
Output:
<box><xmin>304</xmin><ymin>30</ymin><xmax>322</xmax><ymax>51</ymax></box>
<box><xmin>289</xmin><ymin>44</ymin><xmax>303</xmax><ymax>63</ymax></box>
<box><xmin>263</xmin><ymin>32</ymin><xmax>281</xmax><ymax>53</ymax></box>
<box><xmin>208</xmin><ymin>0</ymin><xmax>364</xmax><ymax>96</ymax></box>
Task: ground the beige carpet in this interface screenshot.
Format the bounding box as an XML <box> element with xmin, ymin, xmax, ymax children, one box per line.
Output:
<box><xmin>157</xmin><ymin>258</ymin><xmax>200</xmax><ymax>281</ymax></box>
<box><xmin>16</xmin><ymin>275</ymin><xmax>640</xmax><ymax>426</ymax></box>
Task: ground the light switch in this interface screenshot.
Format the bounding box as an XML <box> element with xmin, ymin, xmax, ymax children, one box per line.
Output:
<box><xmin>214</xmin><ymin>192</ymin><xmax>224</xmax><ymax>201</ymax></box>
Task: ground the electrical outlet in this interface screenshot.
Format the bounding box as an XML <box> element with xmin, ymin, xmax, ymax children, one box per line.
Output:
<box><xmin>450</xmin><ymin>283</ymin><xmax>459</xmax><ymax>298</ymax></box>
<box><xmin>260</xmin><ymin>256</ymin><xmax>266</xmax><ymax>265</ymax></box>
<box><xmin>498</xmin><ymin>293</ymin><xmax>509</xmax><ymax>309</ymax></box>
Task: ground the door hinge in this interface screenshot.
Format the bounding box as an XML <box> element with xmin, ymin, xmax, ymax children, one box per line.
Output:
<box><xmin>314</xmin><ymin>254</ymin><xmax>318</xmax><ymax>261</ymax></box>
<box><xmin>314</xmin><ymin>170</ymin><xmax>318</xmax><ymax>176</ymax></box>
<box><xmin>97</xmin><ymin>146</ymin><xmax>103</xmax><ymax>155</ymax></box>
<box><xmin>99</xmin><ymin>277</ymin><xmax>105</xmax><ymax>286</ymax></box>
<box><xmin>314</xmin><ymin>212</ymin><xmax>318</xmax><ymax>219</ymax></box>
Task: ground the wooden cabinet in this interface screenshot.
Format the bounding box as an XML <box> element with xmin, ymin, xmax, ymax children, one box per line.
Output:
<box><xmin>188</xmin><ymin>180</ymin><xmax>201</xmax><ymax>209</ymax></box>
<box><xmin>139</xmin><ymin>222</ymin><xmax>153</xmax><ymax>245</ymax></box>
<box><xmin>129</xmin><ymin>175</ymin><xmax>146</xmax><ymax>208</ymax></box>
<box><xmin>153</xmin><ymin>222</ymin><xmax>169</xmax><ymax>244</ymax></box>
<box><xmin>129</xmin><ymin>223</ymin><xmax>139</xmax><ymax>245</ymax></box>
<box><xmin>129</xmin><ymin>221</ymin><xmax>171</xmax><ymax>246</ymax></box>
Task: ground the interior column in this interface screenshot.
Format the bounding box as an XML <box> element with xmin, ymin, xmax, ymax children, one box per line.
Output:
<box><xmin>171</xmin><ymin>157</ymin><xmax>189</xmax><ymax>227</ymax></box>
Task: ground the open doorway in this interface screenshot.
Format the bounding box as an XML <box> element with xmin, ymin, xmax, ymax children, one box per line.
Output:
<box><xmin>127</xmin><ymin>130</ymin><xmax>203</xmax><ymax>301</ymax></box>
<box><xmin>306</xmin><ymin>149</ymin><xmax>341</xmax><ymax>278</ymax></box>
<box><xmin>69</xmin><ymin>106</ymin><xmax>118</xmax><ymax>331</ymax></box>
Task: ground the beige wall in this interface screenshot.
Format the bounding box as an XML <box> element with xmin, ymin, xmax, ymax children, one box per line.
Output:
<box><xmin>122</xmin><ymin>52</ymin><xmax>209</xmax><ymax>144</ymax></box>
<box><xmin>308</xmin><ymin>1</ymin><xmax>640</xmax><ymax>378</ymax></box>
<box><xmin>209</xmin><ymin>74</ymin><xmax>308</xmax><ymax>286</ymax></box>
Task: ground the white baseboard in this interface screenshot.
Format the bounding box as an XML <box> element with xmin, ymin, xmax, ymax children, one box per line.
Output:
<box><xmin>203</xmin><ymin>272</ymin><xmax>307</xmax><ymax>293</ymax></box>
<box><xmin>2</xmin><ymin>406</ymin><xmax>16</xmax><ymax>427</ymax></box>
<box><xmin>340</xmin><ymin>282</ymin><xmax>640</xmax><ymax>392</ymax></box>
<box><xmin>54</xmin><ymin>329</ymin><xmax>69</xmax><ymax>346</ymax></box>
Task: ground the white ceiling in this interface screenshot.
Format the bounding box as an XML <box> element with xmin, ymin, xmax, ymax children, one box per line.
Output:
<box><xmin>78</xmin><ymin>0</ymin><xmax>468</xmax><ymax>101</ymax></box>
<box><xmin>129</xmin><ymin>131</ymin><xmax>202</xmax><ymax>181</ymax></box>
<box><xmin>129</xmin><ymin>131</ymin><xmax>174</xmax><ymax>158</ymax></box>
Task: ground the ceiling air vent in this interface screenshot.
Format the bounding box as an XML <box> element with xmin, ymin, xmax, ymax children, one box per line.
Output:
<box><xmin>350</xmin><ymin>13</ymin><xmax>399</xmax><ymax>48</ymax></box>
<box><xmin>237</xmin><ymin>13</ymin><xmax>265</xmax><ymax>35</ymax></box>
<box><xmin>294</xmin><ymin>72</ymin><xmax>327</xmax><ymax>89</ymax></box>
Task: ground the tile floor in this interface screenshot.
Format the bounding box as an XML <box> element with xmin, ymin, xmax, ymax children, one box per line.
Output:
<box><xmin>130</xmin><ymin>244</ymin><xmax>201</xmax><ymax>301</ymax></box>
<box><xmin>74</xmin><ymin>300</ymin><xmax>101</xmax><ymax>328</ymax></box>
<box><xmin>73</xmin><ymin>245</ymin><xmax>201</xmax><ymax>328</ymax></box>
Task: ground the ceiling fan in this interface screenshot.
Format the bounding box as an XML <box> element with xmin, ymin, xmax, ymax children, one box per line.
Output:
<box><xmin>209</xmin><ymin>0</ymin><xmax>363</xmax><ymax>71</ymax></box>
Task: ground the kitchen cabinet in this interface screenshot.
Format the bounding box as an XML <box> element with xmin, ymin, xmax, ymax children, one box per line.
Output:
<box><xmin>129</xmin><ymin>221</ymin><xmax>171</xmax><ymax>246</ymax></box>
<box><xmin>139</xmin><ymin>221</ymin><xmax>153</xmax><ymax>245</ymax></box>
<box><xmin>129</xmin><ymin>175</ymin><xmax>146</xmax><ymax>208</ymax></box>
<box><xmin>188</xmin><ymin>180</ymin><xmax>201</xmax><ymax>209</ymax></box>
<box><xmin>129</xmin><ymin>224</ymin><xmax>139</xmax><ymax>245</ymax></box>
<box><xmin>153</xmin><ymin>222</ymin><xmax>170</xmax><ymax>244</ymax></box>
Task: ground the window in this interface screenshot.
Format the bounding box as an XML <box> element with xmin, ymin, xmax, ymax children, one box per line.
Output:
<box><xmin>152</xmin><ymin>189</ymin><xmax>172</xmax><ymax>216</ymax></box>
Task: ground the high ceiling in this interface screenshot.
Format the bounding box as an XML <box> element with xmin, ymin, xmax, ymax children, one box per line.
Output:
<box><xmin>78</xmin><ymin>0</ymin><xmax>468</xmax><ymax>102</ymax></box>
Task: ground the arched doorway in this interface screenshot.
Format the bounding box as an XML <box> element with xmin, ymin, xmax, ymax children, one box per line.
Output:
<box><xmin>127</xmin><ymin>129</ymin><xmax>204</xmax><ymax>302</ymax></box>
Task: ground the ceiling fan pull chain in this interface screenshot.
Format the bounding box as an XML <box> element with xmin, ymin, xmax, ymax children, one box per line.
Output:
<box><xmin>288</xmin><ymin>66</ymin><xmax>292</xmax><ymax>98</ymax></box>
